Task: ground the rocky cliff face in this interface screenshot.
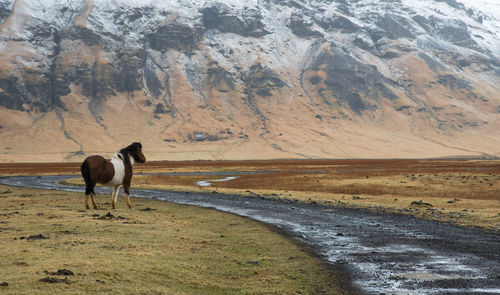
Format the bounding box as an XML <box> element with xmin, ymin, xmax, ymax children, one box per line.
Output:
<box><xmin>0</xmin><ymin>0</ymin><xmax>499</xmax><ymax>162</ymax></box>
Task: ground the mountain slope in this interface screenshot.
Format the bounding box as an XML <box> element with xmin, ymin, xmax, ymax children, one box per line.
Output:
<box><xmin>0</xmin><ymin>0</ymin><xmax>499</xmax><ymax>162</ymax></box>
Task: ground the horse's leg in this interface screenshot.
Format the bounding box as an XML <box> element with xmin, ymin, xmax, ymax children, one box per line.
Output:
<box><xmin>90</xmin><ymin>193</ymin><xmax>98</xmax><ymax>209</ymax></box>
<box><xmin>85</xmin><ymin>194</ymin><xmax>90</xmax><ymax>210</ymax></box>
<box><xmin>111</xmin><ymin>186</ymin><xmax>119</xmax><ymax>209</ymax></box>
<box><xmin>84</xmin><ymin>181</ymin><xmax>96</xmax><ymax>210</ymax></box>
<box><xmin>124</xmin><ymin>184</ymin><xmax>132</xmax><ymax>209</ymax></box>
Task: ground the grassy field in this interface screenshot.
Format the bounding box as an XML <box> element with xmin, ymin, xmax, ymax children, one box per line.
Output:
<box><xmin>0</xmin><ymin>184</ymin><xmax>345</xmax><ymax>294</ymax></box>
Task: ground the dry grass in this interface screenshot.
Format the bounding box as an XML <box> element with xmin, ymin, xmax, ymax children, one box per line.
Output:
<box><xmin>120</xmin><ymin>159</ymin><xmax>500</xmax><ymax>232</ymax></box>
<box><xmin>214</xmin><ymin>171</ymin><xmax>500</xmax><ymax>200</ymax></box>
<box><xmin>4</xmin><ymin>159</ymin><xmax>498</xmax><ymax>294</ymax></box>
<box><xmin>3</xmin><ymin>158</ymin><xmax>500</xmax><ymax>230</ymax></box>
<box><xmin>58</xmin><ymin>159</ymin><xmax>500</xmax><ymax>231</ymax></box>
<box><xmin>0</xmin><ymin>185</ymin><xmax>343</xmax><ymax>294</ymax></box>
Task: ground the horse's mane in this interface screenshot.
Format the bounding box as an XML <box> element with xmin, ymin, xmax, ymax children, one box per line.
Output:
<box><xmin>119</xmin><ymin>142</ymin><xmax>142</xmax><ymax>166</ymax></box>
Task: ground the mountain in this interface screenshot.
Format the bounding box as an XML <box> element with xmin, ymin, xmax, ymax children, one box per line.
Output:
<box><xmin>0</xmin><ymin>0</ymin><xmax>499</xmax><ymax>162</ymax></box>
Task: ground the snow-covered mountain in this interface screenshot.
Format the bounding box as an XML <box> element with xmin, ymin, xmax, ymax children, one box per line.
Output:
<box><xmin>0</xmin><ymin>0</ymin><xmax>499</xmax><ymax>162</ymax></box>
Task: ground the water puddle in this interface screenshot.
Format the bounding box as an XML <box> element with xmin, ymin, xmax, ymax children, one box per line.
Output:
<box><xmin>400</xmin><ymin>272</ymin><xmax>466</xmax><ymax>280</ymax></box>
<box><xmin>195</xmin><ymin>176</ymin><xmax>238</xmax><ymax>187</ymax></box>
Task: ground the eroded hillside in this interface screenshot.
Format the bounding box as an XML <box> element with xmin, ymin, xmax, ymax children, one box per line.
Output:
<box><xmin>0</xmin><ymin>0</ymin><xmax>498</xmax><ymax>162</ymax></box>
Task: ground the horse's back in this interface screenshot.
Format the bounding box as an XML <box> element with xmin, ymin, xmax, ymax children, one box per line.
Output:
<box><xmin>81</xmin><ymin>155</ymin><xmax>114</xmax><ymax>184</ymax></box>
<box><xmin>82</xmin><ymin>155</ymin><xmax>106</xmax><ymax>172</ymax></box>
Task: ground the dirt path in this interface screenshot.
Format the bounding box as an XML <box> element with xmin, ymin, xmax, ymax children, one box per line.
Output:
<box><xmin>1</xmin><ymin>175</ymin><xmax>499</xmax><ymax>295</ymax></box>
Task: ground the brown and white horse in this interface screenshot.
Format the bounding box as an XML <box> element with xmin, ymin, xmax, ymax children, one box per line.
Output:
<box><xmin>80</xmin><ymin>142</ymin><xmax>146</xmax><ymax>209</ymax></box>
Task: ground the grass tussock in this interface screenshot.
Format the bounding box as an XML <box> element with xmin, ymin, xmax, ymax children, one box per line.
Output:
<box><xmin>0</xmin><ymin>185</ymin><xmax>343</xmax><ymax>294</ymax></box>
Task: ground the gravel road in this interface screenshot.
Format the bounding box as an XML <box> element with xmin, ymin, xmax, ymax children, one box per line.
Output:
<box><xmin>1</xmin><ymin>175</ymin><xmax>499</xmax><ymax>295</ymax></box>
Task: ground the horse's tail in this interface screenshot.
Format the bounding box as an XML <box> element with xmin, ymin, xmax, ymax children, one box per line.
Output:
<box><xmin>80</xmin><ymin>159</ymin><xmax>94</xmax><ymax>195</ymax></box>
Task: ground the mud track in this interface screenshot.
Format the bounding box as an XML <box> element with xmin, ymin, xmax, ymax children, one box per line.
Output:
<box><xmin>1</xmin><ymin>175</ymin><xmax>499</xmax><ymax>295</ymax></box>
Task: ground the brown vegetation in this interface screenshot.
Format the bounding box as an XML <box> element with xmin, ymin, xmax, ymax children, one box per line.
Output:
<box><xmin>3</xmin><ymin>159</ymin><xmax>500</xmax><ymax>231</ymax></box>
<box><xmin>129</xmin><ymin>159</ymin><xmax>500</xmax><ymax>231</ymax></box>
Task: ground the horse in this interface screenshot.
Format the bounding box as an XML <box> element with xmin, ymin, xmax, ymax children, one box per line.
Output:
<box><xmin>80</xmin><ymin>142</ymin><xmax>146</xmax><ymax>209</ymax></box>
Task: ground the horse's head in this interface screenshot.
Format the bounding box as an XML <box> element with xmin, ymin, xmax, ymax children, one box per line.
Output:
<box><xmin>122</xmin><ymin>142</ymin><xmax>146</xmax><ymax>164</ymax></box>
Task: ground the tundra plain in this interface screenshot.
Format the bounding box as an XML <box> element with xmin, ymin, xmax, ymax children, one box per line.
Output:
<box><xmin>2</xmin><ymin>159</ymin><xmax>500</xmax><ymax>231</ymax></box>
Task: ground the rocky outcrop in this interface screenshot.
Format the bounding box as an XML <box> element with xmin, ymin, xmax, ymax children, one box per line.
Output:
<box><xmin>246</xmin><ymin>64</ymin><xmax>286</xmax><ymax>98</ymax></box>
<box><xmin>147</xmin><ymin>23</ymin><xmax>203</xmax><ymax>53</ymax></box>
<box><xmin>206</xmin><ymin>61</ymin><xmax>235</xmax><ymax>92</ymax></box>
<box><xmin>377</xmin><ymin>15</ymin><xmax>416</xmax><ymax>40</ymax></box>
<box><xmin>202</xmin><ymin>4</ymin><xmax>268</xmax><ymax>37</ymax></box>
<box><xmin>307</xmin><ymin>46</ymin><xmax>398</xmax><ymax>114</ymax></box>
<box><xmin>0</xmin><ymin>2</ymin><xmax>12</xmax><ymax>24</ymax></box>
<box><xmin>242</xmin><ymin>63</ymin><xmax>287</xmax><ymax>122</ymax></box>
<box><xmin>413</xmin><ymin>15</ymin><xmax>478</xmax><ymax>49</ymax></box>
<box><xmin>289</xmin><ymin>12</ymin><xmax>322</xmax><ymax>38</ymax></box>
<box><xmin>316</xmin><ymin>15</ymin><xmax>359</xmax><ymax>34</ymax></box>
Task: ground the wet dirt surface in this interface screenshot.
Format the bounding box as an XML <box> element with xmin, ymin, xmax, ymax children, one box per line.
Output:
<box><xmin>1</xmin><ymin>175</ymin><xmax>499</xmax><ymax>295</ymax></box>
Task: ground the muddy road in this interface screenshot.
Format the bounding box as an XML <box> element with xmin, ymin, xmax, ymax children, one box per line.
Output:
<box><xmin>1</xmin><ymin>175</ymin><xmax>499</xmax><ymax>295</ymax></box>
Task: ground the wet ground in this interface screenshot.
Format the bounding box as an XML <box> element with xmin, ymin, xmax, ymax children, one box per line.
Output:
<box><xmin>1</xmin><ymin>174</ymin><xmax>499</xmax><ymax>295</ymax></box>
